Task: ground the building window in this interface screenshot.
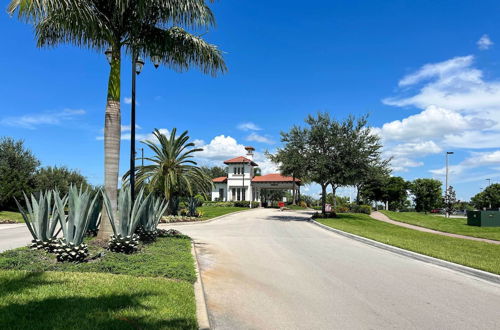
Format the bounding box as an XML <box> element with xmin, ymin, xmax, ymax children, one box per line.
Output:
<box><xmin>233</xmin><ymin>167</ymin><xmax>237</xmax><ymax>175</ymax></box>
<box><xmin>242</xmin><ymin>188</ymin><xmax>246</xmax><ymax>201</ymax></box>
<box><xmin>219</xmin><ymin>188</ymin><xmax>224</xmax><ymax>201</ymax></box>
<box><xmin>237</xmin><ymin>188</ymin><xmax>241</xmax><ymax>201</ymax></box>
<box><xmin>232</xmin><ymin>188</ymin><xmax>236</xmax><ymax>200</ymax></box>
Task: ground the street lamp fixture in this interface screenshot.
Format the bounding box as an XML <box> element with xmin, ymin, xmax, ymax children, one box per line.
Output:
<box><xmin>152</xmin><ymin>55</ymin><xmax>161</xmax><ymax>69</ymax></box>
<box><xmin>135</xmin><ymin>56</ymin><xmax>145</xmax><ymax>75</ymax></box>
<box><xmin>105</xmin><ymin>47</ymin><xmax>113</xmax><ymax>64</ymax></box>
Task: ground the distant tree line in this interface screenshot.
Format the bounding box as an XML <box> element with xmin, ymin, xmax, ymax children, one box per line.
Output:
<box><xmin>0</xmin><ymin>137</ymin><xmax>91</xmax><ymax>211</ymax></box>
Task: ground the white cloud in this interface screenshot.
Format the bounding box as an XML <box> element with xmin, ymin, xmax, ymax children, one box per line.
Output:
<box><xmin>397</xmin><ymin>56</ymin><xmax>475</xmax><ymax>87</ymax></box>
<box><xmin>121</xmin><ymin>124</ymin><xmax>141</xmax><ymax>132</ymax></box>
<box><xmin>430</xmin><ymin>150</ymin><xmax>500</xmax><ymax>177</ymax></box>
<box><xmin>123</xmin><ymin>97</ymin><xmax>139</xmax><ymax>105</ymax></box>
<box><xmin>194</xmin><ymin>135</ymin><xmax>277</xmax><ymax>174</ymax></box>
<box><xmin>0</xmin><ymin>109</ymin><xmax>86</xmax><ymax>129</ymax></box>
<box><xmin>378</xmin><ymin>106</ymin><xmax>481</xmax><ymax>142</ymax></box>
<box><xmin>123</xmin><ymin>128</ymin><xmax>169</xmax><ymax>142</ymax></box>
<box><xmin>197</xmin><ymin>135</ymin><xmax>247</xmax><ymax>160</ymax></box>
<box><xmin>389</xmin><ymin>140</ymin><xmax>442</xmax><ymax>158</ymax></box>
<box><xmin>477</xmin><ymin>34</ymin><xmax>493</xmax><ymax>50</ymax></box>
<box><xmin>379</xmin><ymin>55</ymin><xmax>500</xmax><ymax>173</ymax></box>
<box><xmin>245</xmin><ymin>132</ymin><xmax>275</xmax><ymax>144</ymax></box>
<box><xmin>237</xmin><ymin>122</ymin><xmax>262</xmax><ymax>131</ymax></box>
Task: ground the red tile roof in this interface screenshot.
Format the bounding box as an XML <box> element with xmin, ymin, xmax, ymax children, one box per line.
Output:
<box><xmin>223</xmin><ymin>156</ymin><xmax>258</xmax><ymax>166</ymax></box>
<box><xmin>212</xmin><ymin>176</ymin><xmax>227</xmax><ymax>183</ymax></box>
<box><xmin>252</xmin><ymin>174</ymin><xmax>301</xmax><ymax>183</ymax></box>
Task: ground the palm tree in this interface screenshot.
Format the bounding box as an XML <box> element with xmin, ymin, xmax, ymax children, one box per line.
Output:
<box><xmin>126</xmin><ymin>128</ymin><xmax>211</xmax><ymax>212</ymax></box>
<box><xmin>8</xmin><ymin>0</ymin><xmax>226</xmax><ymax>238</ymax></box>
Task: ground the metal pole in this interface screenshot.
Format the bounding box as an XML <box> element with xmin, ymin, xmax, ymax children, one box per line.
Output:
<box><xmin>445</xmin><ymin>152</ymin><xmax>449</xmax><ymax>195</ymax></box>
<box><xmin>130</xmin><ymin>51</ymin><xmax>137</xmax><ymax>203</ymax></box>
<box><xmin>141</xmin><ymin>148</ymin><xmax>144</xmax><ymax>167</ymax></box>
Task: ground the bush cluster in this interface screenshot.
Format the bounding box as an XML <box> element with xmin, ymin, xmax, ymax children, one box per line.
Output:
<box><xmin>202</xmin><ymin>201</ymin><xmax>259</xmax><ymax>208</ymax></box>
<box><xmin>348</xmin><ymin>204</ymin><xmax>372</xmax><ymax>214</ymax></box>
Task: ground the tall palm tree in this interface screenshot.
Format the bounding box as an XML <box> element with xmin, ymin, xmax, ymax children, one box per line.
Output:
<box><xmin>8</xmin><ymin>0</ymin><xmax>226</xmax><ymax>238</ymax></box>
<box><xmin>126</xmin><ymin>128</ymin><xmax>211</xmax><ymax>211</ymax></box>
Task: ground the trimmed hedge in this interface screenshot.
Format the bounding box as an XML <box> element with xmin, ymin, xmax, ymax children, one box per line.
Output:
<box><xmin>203</xmin><ymin>201</ymin><xmax>259</xmax><ymax>208</ymax></box>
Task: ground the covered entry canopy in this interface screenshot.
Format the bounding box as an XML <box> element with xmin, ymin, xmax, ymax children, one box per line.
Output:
<box><xmin>251</xmin><ymin>174</ymin><xmax>301</xmax><ymax>188</ymax></box>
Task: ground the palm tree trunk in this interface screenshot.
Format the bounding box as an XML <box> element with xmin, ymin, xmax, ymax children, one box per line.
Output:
<box><xmin>98</xmin><ymin>45</ymin><xmax>121</xmax><ymax>240</ymax></box>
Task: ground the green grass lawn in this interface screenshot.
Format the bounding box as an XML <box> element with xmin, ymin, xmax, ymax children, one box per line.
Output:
<box><xmin>0</xmin><ymin>270</ymin><xmax>197</xmax><ymax>329</ymax></box>
<box><xmin>198</xmin><ymin>206</ymin><xmax>249</xmax><ymax>220</ymax></box>
<box><xmin>0</xmin><ymin>211</ymin><xmax>24</xmax><ymax>223</ymax></box>
<box><xmin>316</xmin><ymin>213</ymin><xmax>500</xmax><ymax>275</ymax></box>
<box><xmin>0</xmin><ymin>237</ymin><xmax>198</xmax><ymax>329</ymax></box>
<box><xmin>0</xmin><ymin>237</ymin><xmax>196</xmax><ymax>282</ymax></box>
<box><xmin>380</xmin><ymin>210</ymin><xmax>500</xmax><ymax>241</ymax></box>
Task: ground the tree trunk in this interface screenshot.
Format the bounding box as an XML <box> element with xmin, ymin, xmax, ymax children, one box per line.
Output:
<box><xmin>292</xmin><ymin>174</ymin><xmax>296</xmax><ymax>205</ymax></box>
<box><xmin>331</xmin><ymin>184</ymin><xmax>337</xmax><ymax>208</ymax></box>
<box><xmin>97</xmin><ymin>45</ymin><xmax>121</xmax><ymax>240</ymax></box>
<box><xmin>356</xmin><ymin>184</ymin><xmax>361</xmax><ymax>205</ymax></box>
<box><xmin>321</xmin><ymin>183</ymin><xmax>327</xmax><ymax>215</ymax></box>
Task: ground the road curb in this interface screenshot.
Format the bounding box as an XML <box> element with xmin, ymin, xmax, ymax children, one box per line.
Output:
<box><xmin>160</xmin><ymin>208</ymin><xmax>261</xmax><ymax>226</ymax></box>
<box><xmin>191</xmin><ymin>241</ymin><xmax>211</xmax><ymax>330</ymax></box>
<box><xmin>309</xmin><ymin>219</ymin><xmax>500</xmax><ymax>285</ymax></box>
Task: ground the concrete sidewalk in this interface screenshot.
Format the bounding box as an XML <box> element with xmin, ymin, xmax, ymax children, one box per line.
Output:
<box><xmin>370</xmin><ymin>211</ymin><xmax>500</xmax><ymax>245</ymax></box>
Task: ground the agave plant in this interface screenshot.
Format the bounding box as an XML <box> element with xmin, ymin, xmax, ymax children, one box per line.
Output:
<box><xmin>137</xmin><ymin>197</ymin><xmax>169</xmax><ymax>242</ymax></box>
<box><xmin>86</xmin><ymin>195</ymin><xmax>102</xmax><ymax>237</ymax></box>
<box><xmin>53</xmin><ymin>186</ymin><xmax>99</xmax><ymax>262</ymax></box>
<box><xmin>103</xmin><ymin>187</ymin><xmax>150</xmax><ymax>253</ymax></box>
<box><xmin>15</xmin><ymin>190</ymin><xmax>61</xmax><ymax>251</ymax></box>
<box><xmin>187</xmin><ymin>196</ymin><xmax>199</xmax><ymax>217</ymax></box>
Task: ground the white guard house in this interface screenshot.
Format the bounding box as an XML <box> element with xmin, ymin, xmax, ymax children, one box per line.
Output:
<box><xmin>211</xmin><ymin>146</ymin><xmax>301</xmax><ymax>204</ymax></box>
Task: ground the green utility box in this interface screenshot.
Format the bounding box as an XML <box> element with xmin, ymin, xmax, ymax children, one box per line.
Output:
<box><xmin>467</xmin><ymin>211</ymin><xmax>500</xmax><ymax>227</ymax></box>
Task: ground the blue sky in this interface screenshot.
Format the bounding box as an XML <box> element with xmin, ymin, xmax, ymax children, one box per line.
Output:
<box><xmin>2</xmin><ymin>0</ymin><xmax>500</xmax><ymax>200</ymax></box>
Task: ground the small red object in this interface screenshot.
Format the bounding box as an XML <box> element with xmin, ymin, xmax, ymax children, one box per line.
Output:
<box><xmin>278</xmin><ymin>202</ymin><xmax>285</xmax><ymax>208</ymax></box>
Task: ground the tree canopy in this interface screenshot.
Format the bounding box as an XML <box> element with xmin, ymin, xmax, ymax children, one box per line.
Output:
<box><xmin>410</xmin><ymin>178</ymin><xmax>443</xmax><ymax>213</ymax></box>
<box><xmin>471</xmin><ymin>184</ymin><xmax>500</xmax><ymax>210</ymax></box>
<box><xmin>269</xmin><ymin>112</ymin><xmax>386</xmax><ymax>214</ymax></box>
<box><xmin>0</xmin><ymin>137</ymin><xmax>40</xmax><ymax>210</ymax></box>
<box><xmin>34</xmin><ymin>166</ymin><xmax>91</xmax><ymax>195</ymax></box>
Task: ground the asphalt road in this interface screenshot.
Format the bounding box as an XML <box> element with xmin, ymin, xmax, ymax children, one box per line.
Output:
<box><xmin>163</xmin><ymin>208</ymin><xmax>500</xmax><ymax>330</ymax></box>
<box><xmin>0</xmin><ymin>224</ymin><xmax>31</xmax><ymax>252</ymax></box>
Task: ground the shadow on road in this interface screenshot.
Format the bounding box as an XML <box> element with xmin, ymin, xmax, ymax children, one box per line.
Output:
<box><xmin>264</xmin><ymin>214</ymin><xmax>310</xmax><ymax>222</ymax></box>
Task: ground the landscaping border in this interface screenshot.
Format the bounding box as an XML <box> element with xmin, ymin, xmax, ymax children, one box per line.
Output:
<box><xmin>191</xmin><ymin>241</ymin><xmax>211</xmax><ymax>330</ymax></box>
<box><xmin>309</xmin><ymin>219</ymin><xmax>500</xmax><ymax>285</ymax></box>
<box><xmin>160</xmin><ymin>208</ymin><xmax>260</xmax><ymax>226</ymax></box>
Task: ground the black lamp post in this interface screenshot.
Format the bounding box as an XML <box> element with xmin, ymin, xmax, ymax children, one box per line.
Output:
<box><xmin>130</xmin><ymin>51</ymin><xmax>145</xmax><ymax>202</ymax></box>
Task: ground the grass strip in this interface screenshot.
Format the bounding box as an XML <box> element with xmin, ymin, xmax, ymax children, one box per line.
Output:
<box><xmin>198</xmin><ymin>206</ymin><xmax>249</xmax><ymax>220</ymax></box>
<box><xmin>0</xmin><ymin>211</ymin><xmax>24</xmax><ymax>223</ymax></box>
<box><xmin>0</xmin><ymin>237</ymin><xmax>196</xmax><ymax>283</ymax></box>
<box><xmin>317</xmin><ymin>213</ymin><xmax>500</xmax><ymax>275</ymax></box>
<box><xmin>0</xmin><ymin>270</ymin><xmax>196</xmax><ymax>330</ymax></box>
<box><xmin>381</xmin><ymin>211</ymin><xmax>500</xmax><ymax>241</ymax></box>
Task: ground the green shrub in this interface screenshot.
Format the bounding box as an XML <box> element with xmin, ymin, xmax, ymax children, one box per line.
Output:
<box><xmin>202</xmin><ymin>201</ymin><xmax>259</xmax><ymax>208</ymax></box>
<box><xmin>348</xmin><ymin>204</ymin><xmax>372</xmax><ymax>214</ymax></box>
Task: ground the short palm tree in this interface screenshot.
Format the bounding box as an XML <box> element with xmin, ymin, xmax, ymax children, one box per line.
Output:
<box><xmin>8</xmin><ymin>0</ymin><xmax>226</xmax><ymax>239</ymax></box>
<box><xmin>126</xmin><ymin>128</ymin><xmax>211</xmax><ymax>213</ymax></box>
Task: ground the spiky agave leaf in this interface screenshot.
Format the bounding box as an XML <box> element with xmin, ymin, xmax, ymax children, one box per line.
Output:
<box><xmin>103</xmin><ymin>187</ymin><xmax>150</xmax><ymax>252</ymax></box>
<box><xmin>137</xmin><ymin>196</ymin><xmax>169</xmax><ymax>242</ymax></box>
<box><xmin>15</xmin><ymin>190</ymin><xmax>58</xmax><ymax>249</ymax></box>
<box><xmin>54</xmin><ymin>185</ymin><xmax>99</xmax><ymax>262</ymax></box>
